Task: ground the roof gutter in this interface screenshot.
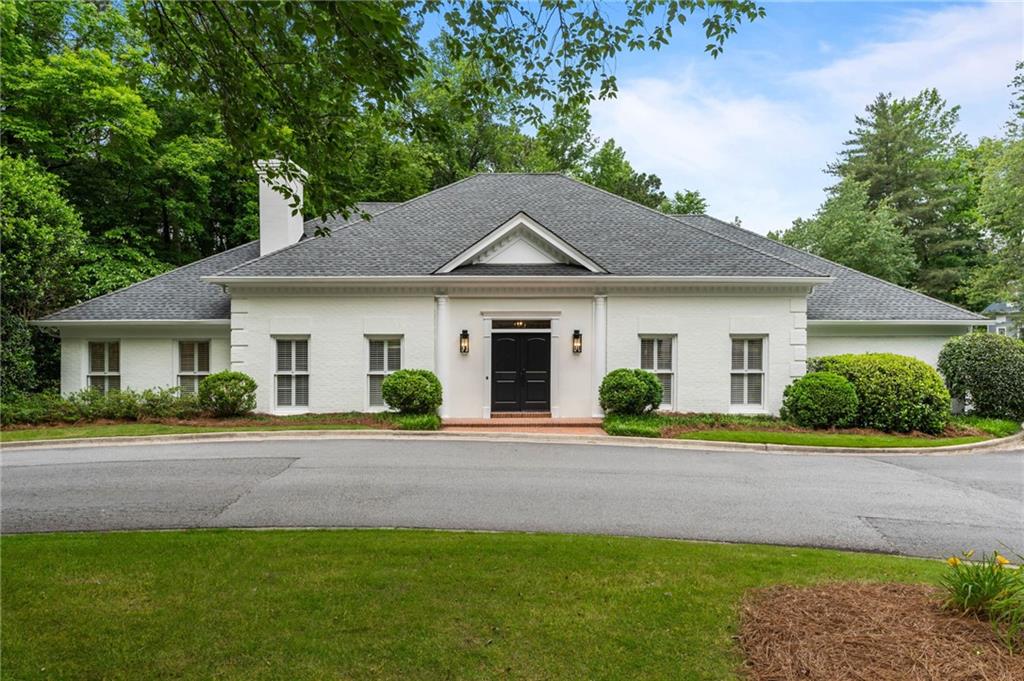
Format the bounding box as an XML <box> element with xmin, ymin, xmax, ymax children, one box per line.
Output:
<box><xmin>202</xmin><ymin>274</ymin><xmax>833</xmax><ymax>286</ymax></box>
<box><xmin>808</xmin><ymin>319</ymin><xmax>986</xmax><ymax>327</ymax></box>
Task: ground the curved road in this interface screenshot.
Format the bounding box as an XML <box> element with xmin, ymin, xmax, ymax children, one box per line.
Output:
<box><xmin>2</xmin><ymin>437</ymin><xmax>1021</xmax><ymax>558</ymax></box>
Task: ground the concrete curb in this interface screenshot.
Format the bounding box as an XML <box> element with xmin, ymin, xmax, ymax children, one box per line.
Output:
<box><xmin>2</xmin><ymin>426</ymin><xmax>1021</xmax><ymax>456</ymax></box>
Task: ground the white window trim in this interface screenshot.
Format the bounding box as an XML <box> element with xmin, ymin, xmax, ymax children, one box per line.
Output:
<box><xmin>176</xmin><ymin>339</ymin><xmax>211</xmax><ymax>395</ymax></box>
<box><xmin>86</xmin><ymin>340</ymin><xmax>121</xmax><ymax>394</ymax></box>
<box><xmin>273</xmin><ymin>336</ymin><xmax>310</xmax><ymax>414</ymax></box>
<box><xmin>639</xmin><ymin>335</ymin><xmax>676</xmax><ymax>411</ymax></box>
<box><xmin>730</xmin><ymin>335</ymin><xmax>767</xmax><ymax>413</ymax></box>
<box><xmin>366</xmin><ymin>335</ymin><xmax>403</xmax><ymax>412</ymax></box>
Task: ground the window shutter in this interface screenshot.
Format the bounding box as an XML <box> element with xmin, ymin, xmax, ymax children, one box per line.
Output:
<box><xmin>640</xmin><ymin>338</ymin><xmax>654</xmax><ymax>370</ymax></box>
<box><xmin>747</xmin><ymin>339</ymin><xmax>763</xmax><ymax>371</ymax></box>
<box><xmin>294</xmin><ymin>375</ymin><xmax>309</xmax><ymax>407</ymax></box>
<box><xmin>656</xmin><ymin>338</ymin><xmax>672</xmax><ymax>370</ymax></box>
<box><xmin>294</xmin><ymin>340</ymin><xmax>308</xmax><ymax>372</ymax></box>
<box><xmin>730</xmin><ymin>374</ymin><xmax>745</xmax><ymax>405</ymax></box>
<box><xmin>107</xmin><ymin>342</ymin><xmax>119</xmax><ymax>372</ymax></box>
<box><xmin>368</xmin><ymin>340</ymin><xmax>385</xmax><ymax>372</ymax></box>
<box><xmin>89</xmin><ymin>375</ymin><xmax>105</xmax><ymax>391</ymax></box>
<box><xmin>197</xmin><ymin>342</ymin><xmax>210</xmax><ymax>372</ymax></box>
<box><xmin>277</xmin><ymin>340</ymin><xmax>292</xmax><ymax>372</ymax></box>
<box><xmin>180</xmin><ymin>342</ymin><xmax>195</xmax><ymax>373</ymax></box>
<box><xmin>387</xmin><ymin>341</ymin><xmax>401</xmax><ymax>371</ymax></box>
<box><xmin>89</xmin><ymin>342</ymin><xmax>106</xmax><ymax>373</ymax></box>
<box><xmin>731</xmin><ymin>339</ymin><xmax>745</xmax><ymax>371</ymax></box>
<box><xmin>277</xmin><ymin>375</ymin><xmax>292</xmax><ymax>406</ymax></box>
<box><xmin>746</xmin><ymin>374</ymin><xmax>762</xmax><ymax>405</ymax></box>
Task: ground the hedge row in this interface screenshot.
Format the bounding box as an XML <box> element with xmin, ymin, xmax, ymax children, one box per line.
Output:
<box><xmin>938</xmin><ymin>333</ymin><xmax>1024</xmax><ymax>421</ymax></box>
<box><xmin>1</xmin><ymin>371</ymin><xmax>257</xmax><ymax>425</ymax></box>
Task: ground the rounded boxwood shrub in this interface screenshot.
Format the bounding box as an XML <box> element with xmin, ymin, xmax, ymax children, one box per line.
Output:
<box><xmin>808</xmin><ymin>353</ymin><xmax>950</xmax><ymax>434</ymax></box>
<box><xmin>937</xmin><ymin>332</ymin><xmax>1024</xmax><ymax>420</ymax></box>
<box><xmin>780</xmin><ymin>371</ymin><xmax>859</xmax><ymax>429</ymax></box>
<box><xmin>381</xmin><ymin>369</ymin><xmax>443</xmax><ymax>414</ymax></box>
<box><xmin>599</xmin><ymin>368</ymin><xmax>662</xmax><ymax>415</ymax></box>
<box><xmin>197</xmin><ymin>371</ymin><xmax>257</xmax><ymax>417</ymax></box>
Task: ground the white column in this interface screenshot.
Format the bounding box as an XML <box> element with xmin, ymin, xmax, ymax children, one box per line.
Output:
<box><xmin>435</xmin><ymin>295</ymin><xmax>451</xmax><ymax>418</ymax></box>
<box><xmin>592</xmin><ymin>295</ymin><xmax>607</xmax><ymax>417</ymax></box>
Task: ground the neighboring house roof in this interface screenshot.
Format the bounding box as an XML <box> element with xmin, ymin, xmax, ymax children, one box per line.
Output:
<box><xmin>673</xmin><ymin>214</ymin><xmax>986</xmax><ymax>323</ymax></box>
<box><xmin>982</xmin><ymin>301</ymin><xmax>1020</xmax><ymax>315</ymax></box>
<box><xmin>37</xmin><ymin>174</ymin><xmax>985</xmax><ymax>324</ymax></box>
<box><xmin>219</xmin><ymin>174</ymin><xmax>826</xmax><ymax>279</ymax></box>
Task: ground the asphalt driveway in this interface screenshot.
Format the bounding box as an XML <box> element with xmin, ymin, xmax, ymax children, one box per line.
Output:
<box><xmin>2</xmin><ymin>437</ymin><xmax>1021</xmax><ymax>558</ymax></box>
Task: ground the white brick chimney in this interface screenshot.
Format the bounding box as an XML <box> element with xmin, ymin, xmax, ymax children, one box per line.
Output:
<box><xmin>255</xmin><ymin>159</ymin><xmax>306</xmax><ymax>256</ymax></box>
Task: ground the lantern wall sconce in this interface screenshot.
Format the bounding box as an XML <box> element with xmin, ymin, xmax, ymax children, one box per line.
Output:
<box><xmin>459</xmin><ymin>329</ymin><xmax>470</xmax><ymax>354</ymax></box>
<box><xmin>572</xmin><ymin>329</ymin><xmax>583</xmax><ymax>354</ymax></box>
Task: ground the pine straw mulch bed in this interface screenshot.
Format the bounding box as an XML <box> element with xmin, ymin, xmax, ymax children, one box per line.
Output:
<box><xmin>739</xmin><ymin>582</ymin><xmax>1023</xmax><ymax>681</ymax></box>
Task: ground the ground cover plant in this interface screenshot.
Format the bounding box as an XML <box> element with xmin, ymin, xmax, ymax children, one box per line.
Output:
<box><xmin>1</xmin><ymin>529</ymin><xmax>953</xmax><ymax>680</ymax></box>
<box><xmin>603</xmin><ymin>412</ymin><xmax>1019</xmax><ymax>448</ymax></box>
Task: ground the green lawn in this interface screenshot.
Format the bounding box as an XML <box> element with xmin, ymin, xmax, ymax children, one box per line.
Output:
<box><xmin>0</xmin><ymin>412</ymin><xmax>441</xmax><ymax>442</ymax></box>
<box><xmin>604</xmin><ymin>412</ymin><xmax>1020</xmax><ymax>448</ymax></box>
<box><xmin>0</xmin><ymin>530</ymin><xmax>945</xmax><ymax>680</ymax></box>
<box><xmin>677</xmin><ymin>429</ymin><xmax>987</xmax><ymax>448</ymax></box>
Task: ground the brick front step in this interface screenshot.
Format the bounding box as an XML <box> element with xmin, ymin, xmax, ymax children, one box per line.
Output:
<box><xmin>442</xmin><ymin>417</ymin><xmax>604</xmax><ymax>428</ymax></box>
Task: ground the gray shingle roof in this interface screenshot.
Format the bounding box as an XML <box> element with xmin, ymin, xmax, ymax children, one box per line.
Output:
<box><xmin>302</xmin><ymin>201</ymin><xmax>401</xmax><ymax>237</ymax></box>
<box><xmin>672</xmin><ymin>214</ymin><xmax>986</xmax><ymax>322</ymax></box>
<box><xmin>218</xmin><ymin>174</ymin><xmax>826</xmax><ymax>279</ymax></box>
<box><xmin>38</xmin><ymin>241</ymin><xmax>261</xmax><ymax>322</ymax></box>
<box><xmin>38</xmin><ymin>174</ymin><xmax>985</xmax><ymax>323</ymax></box>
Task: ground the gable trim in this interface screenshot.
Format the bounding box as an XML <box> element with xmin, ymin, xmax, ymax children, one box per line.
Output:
<box><xmin>435</xmin><ymin>212</ymin><xmax>605</xmax><ymax>274</ymax></box>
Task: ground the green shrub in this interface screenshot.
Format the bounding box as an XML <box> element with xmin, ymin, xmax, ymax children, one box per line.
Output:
<box><xmin>808</xmin><ymin>353</ymin><xmax>950</xmax><ymax>433</ymax></box>
<box><xmin>381</xmin><ymin>369</ymin><xmax>443</xmax><ymax>414</ymax></box>
<box><xmin>0</xmin><ymin>391</ymin><xmax>77</xmax><ymax>425</ymax></box>
<box><xmin>138</xmin><ymin>387</ymin><xmax>201</xmax><ymax>420</ymax></box>
<box><xmin>390</xmin><ymin>413</ymin><xmax>442</xmax><ymax>430</ymax></box>
<box><xmin>938</xmin><ymin>333</ymin><xmax>1024</xmax><ymax>420</ymax></box>
<box><xmin>599</xmin><ymin>369</ymin><xmax>662</xmax><ymax>415</ymax></box>
<box><xmin>780</xmin><ymin>372</ymin><xmax>859</xmax><ymax>429</ymax></box>
<box><xmin>941</xmin><ymin>550</ymin><xmax>1024</xmax><ymax>652</ymax></box>
<box><xmin>197</xmin><ymin>371</ymin><xmax>257</xmax><ymax>417</ymax></box>
<box><xmin>602</xmin><ymin>414</ymin><xmax>663</xmax><ymax>437</ymax></box>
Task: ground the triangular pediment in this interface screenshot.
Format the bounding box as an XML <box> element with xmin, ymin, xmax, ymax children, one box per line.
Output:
<box><xmin>436</xmin><ymin>212</ymin><xmax>604</xmax><ymax>273</ymax></box>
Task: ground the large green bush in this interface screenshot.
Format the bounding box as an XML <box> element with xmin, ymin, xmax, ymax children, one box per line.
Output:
<box><xmin>938</xmin><ymin>333</ymin><xmax>1024</xmax><ymax>420</ymax></box>
<box><xmin>197</xmin><ymin>371</ymin><xmax>257</xmax><ymax>417</ymax></box>
<box><xmin>599</xmin><ymin>369</ymin><xmax>662</xmax><ymax>415</ymax></box>
<box><xmin>780</xmin><ymin>372</ymin><xmax>859</xmax><ymax>429</ymax></box>
<box><xmin>381</xmin><ymin>369</ymin><xmax>443</xmax><ymax>414</ymax></box>
<box><xmin>809</xmin><ymin>353</ymin><xmax>950</xmax><ymax>433</ymax></box>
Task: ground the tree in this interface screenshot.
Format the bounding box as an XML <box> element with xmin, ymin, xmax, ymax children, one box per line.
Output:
<box><xmin>830</xmin><ymin>89</ymin><xmax>983</xmax><ymax>301</ymax></box>
<box><xmin>581</xmin><ymin>139</ymin><xmax>666</xmax><ymax>208</ymax></box>
<box><xmin>771</xmin><ymin>180</ymin><xmax>918</xmax><ymax>285</ymax></box>
<box><xmin>132</xmin><ymin>0</ymin><xmax>764</xmax><ymax>216</ymax></box>
<box><xmin>659</xmin><ymin>190</ymin><xmax>708</xmax><ymax>214</ymax></box>
<box><xmin>958</xmin><ymin>62</ymin><xmax>1024</xmax><ymax>309</ymax></box>
<box><xmin>0</xmin><ymin>154</ymin><xmax>89</xmax><ymax>393</ymax></box>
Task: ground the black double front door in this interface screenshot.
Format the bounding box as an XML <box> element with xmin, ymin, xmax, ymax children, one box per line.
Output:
<box><xmin>491</xmin><ymin>332</ymin><xmax>551</xmax><ymax>412</ymax></box>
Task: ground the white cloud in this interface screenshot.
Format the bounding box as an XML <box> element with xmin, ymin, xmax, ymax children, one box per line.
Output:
<box><xmin>589</xmin><ymin>1</ymin><xmax>1023</xmax><ymax>234</ymax></box>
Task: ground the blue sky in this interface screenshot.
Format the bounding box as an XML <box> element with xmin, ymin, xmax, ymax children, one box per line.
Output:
<box><xmin>588</xmin><ymin>1</ymin><xmax>1023</xmax><ymax>232</ymax></box>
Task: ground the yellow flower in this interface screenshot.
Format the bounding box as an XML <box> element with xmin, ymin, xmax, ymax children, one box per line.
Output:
<box><xmin>995</xmin><ymin>554</ymin><xmax>1010</xmax><ymax>566</ymax></box>
<box><xmin>963</xmin><ymin>549</ymin><xmax>975</xmax><ymax>559</ymax></box>
<box><xmin>947</xmin><ymin>556</ymin><xmax>961</xmax><ymax>567</ymax></box>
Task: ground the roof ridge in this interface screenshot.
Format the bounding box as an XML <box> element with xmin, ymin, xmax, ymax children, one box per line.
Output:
<box><xmin>553</xmin><ymin>174</ymin><xmax>830</xmax><ymax>279</ymax></box>
<box><xmin>214</xmin><ymin>175</ymin><xmax>485</xmax><ymax>278</ymax></box>
<box><xmin>38</xmin><ymin>240</ymin><xmax>258</xmax><ymax>321</ymax></box>
<box><xmin>676</xmin><ymin>214</ymin><xmax>987</xmax><ymax>321</ymax></box>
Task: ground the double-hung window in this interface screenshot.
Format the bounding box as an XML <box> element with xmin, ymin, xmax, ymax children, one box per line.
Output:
<box><xmin>731</xmin><ymin>337</ymin><xmax>765</xmax><ymax>407</ymax></box>
<box><xmin>88</xmin><ymin>341</ymin><xmax>120</xmax><ymax>394</ymax></box>
<box><xmin>640</xmin><ymin>336</ymin><xmax>674</xmax><ymax>409</ymax></box>
<box><xmin>276</xmin><ymin>338</ymin><xmax>309</xmax><ymax>407</ymax></box>
<box><xmin>178</xmin><ymin>341</ymin><xmax>210</xmax><ymax>395</ymax></box>
<box><xmin>367</xmin><ymin>338</ymin><xmax>402</xmax><ymax>408</ymax></box>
